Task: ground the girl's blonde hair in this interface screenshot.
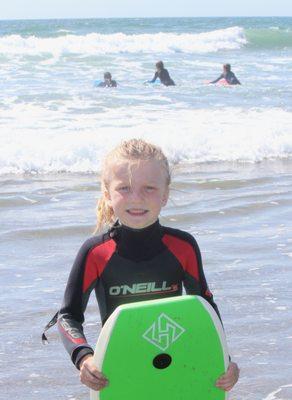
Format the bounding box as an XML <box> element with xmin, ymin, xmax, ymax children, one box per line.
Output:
<box><xmin>95</xmin><ymin>138</ymin><xmax>171</xmax><ymax>233</ymax></box>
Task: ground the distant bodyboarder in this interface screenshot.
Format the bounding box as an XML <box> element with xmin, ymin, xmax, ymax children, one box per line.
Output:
<box><xmin>149</xmin><ymin>61</ymin><xmax>175</xmax><ymax>86</ymax></box>
<box><xmin>209</xmin><ymin>64</ymin><xmax>241</xmax><ymax>85</ymax></box>
<box><xmin>97</xmin><ymin>72</ymin><xmax>117</xmax><ymax>88</ymax></box>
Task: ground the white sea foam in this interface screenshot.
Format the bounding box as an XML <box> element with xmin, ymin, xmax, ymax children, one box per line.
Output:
<box><xmin>0</xmin><ymin>105</ymin><xmax>291</xmax><ymax>174</ymax></box>
<box><xmin>0</xmin><ymin>26</ymin><xmax>247</xmax><ymax>57</ymax></box>
<box><xmin>263</xmin><ymin>384</ymin><xmax>292</xmax><ymax>400</ymax></box>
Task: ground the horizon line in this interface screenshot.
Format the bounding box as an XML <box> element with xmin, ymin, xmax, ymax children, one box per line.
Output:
<box><xmin>0</xmin><ymin>15</ymin><xmax>292</xmax><ymax>22</ymax></box>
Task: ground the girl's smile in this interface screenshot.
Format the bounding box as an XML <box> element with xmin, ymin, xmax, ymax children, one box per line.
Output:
<box><xmin>126</xmin><ymin>209</ymin><xmax>148</xmax><ymax>215</ymax></box>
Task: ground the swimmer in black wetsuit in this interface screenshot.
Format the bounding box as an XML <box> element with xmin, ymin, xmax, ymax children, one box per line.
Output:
<box><xmin>209</xmin><ymin>64</ymin><xmax>241</xmax><ymax>85</ymax></box>
<box><xmin>97</xmin><ymin>72</ymin><xmax>117</xmax><ymax>88</ymax></box>
<box><xmin>150</xmin><ymin>61</ymin><xmax>175</xmax><ymax>86</ymax></box>
<box><xmin>43</xmin><ymin>139</ymin><xmax>239</xmax><ymax>393</ymax></box>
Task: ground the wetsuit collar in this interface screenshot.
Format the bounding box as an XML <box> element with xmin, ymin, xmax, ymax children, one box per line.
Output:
<box><xmin>110</xmin><ymin>220</ymin><xmax>165</xmax><ymax>261</ymax></box>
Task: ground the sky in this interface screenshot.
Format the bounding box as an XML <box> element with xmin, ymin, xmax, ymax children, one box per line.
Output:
<box><xmin>0</xmin><ymin>0</ymin><xmax>291</xmax><ymax>20</ymax></box>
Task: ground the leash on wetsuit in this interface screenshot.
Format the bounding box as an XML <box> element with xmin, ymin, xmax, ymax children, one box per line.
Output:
<box><xmin>41</xmin><ymin>311</ymin><xmax>59</xmax><ymax>344</ymax></box>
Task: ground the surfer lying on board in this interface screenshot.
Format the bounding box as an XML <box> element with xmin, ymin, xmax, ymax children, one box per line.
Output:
<box><xmin>209</xmin><ymin>63</ymin><xmax>241</xmax><ymax>85</ymax></box>
<box><xmin>43</xmin><ymin>139</ymin><xmax>239</xmax><ymax>393</ymax></box>
<box><xmin>149</xmin><ymin>61</ymin><xmax>175</xmax><ymax>86</ymax></box>
<box><xmin>97</xmin><ymin>72</ymin><xmax>117</xmax><ymax>88</ymax></box>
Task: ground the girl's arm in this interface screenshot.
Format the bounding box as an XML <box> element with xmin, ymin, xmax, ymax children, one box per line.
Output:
<box><xmin>150</xmin><ymin>71</ymin><xmax>158</xmax><ymax>83</ymax></box>
<box><xmin>209</xmin><ymin>73</ymin><xmax>224</xmax><ymax>84</ymax></box>
<box><xmin>58</xmin><ymin>236</ymin><xmax>103</xmax><ymax>369</ymax></box>
<box><xmin>183</xmin><ymin>235</ymin><xmax>240</xmax><ymax>391</ymax></box>
<box><xmin>182</xmin><ymin>236</ymin><xmax>221</xmax><ymax>319</ymax></box>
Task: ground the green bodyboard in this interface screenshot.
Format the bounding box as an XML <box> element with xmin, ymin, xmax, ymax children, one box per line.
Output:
<box><xmin>90</xmin><ymin>295</ymin><xmax>228</xmax><ymax>400</ymax></box>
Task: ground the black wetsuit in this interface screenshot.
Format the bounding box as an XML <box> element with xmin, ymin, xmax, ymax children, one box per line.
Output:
<box><xmin>56</xmin><ymin>221</ymin><xmax>221</xmax><ymax>369</ymax></box>
<box><xmin>211</xmin><ymin>71</ymin><xmax>241</xmax><ymax>85</ymax></box>
<box><xmin>98</xmin><ymin>80</ymin><xmax>117</xmax><ymax>88</ymax></box>
<box><xmin>151</xmin><ymin>69</ymin><xmax>175</xmax><ymax>86</ymax></box>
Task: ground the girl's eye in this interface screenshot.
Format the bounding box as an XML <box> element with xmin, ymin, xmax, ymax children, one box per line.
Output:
<box><xmin>145</xmin><ymin>186</ymin><xmax>156</xmax><ymax>192</ymax></box>
<box><xmin>118</xmin><ymin>186</ymin><xmax>130</xmax><ymax>193</ymax></box>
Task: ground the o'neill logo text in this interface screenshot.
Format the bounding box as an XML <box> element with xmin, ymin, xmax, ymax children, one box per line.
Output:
<box><xmin>142</xmin><ymin>313</ymin><xmax>185</xmax><ymax>351</ymax></box>
<box><xmin>109</xmin><ymin>281</ymin><xmax>178</xmax><ymax>297</ymax></box>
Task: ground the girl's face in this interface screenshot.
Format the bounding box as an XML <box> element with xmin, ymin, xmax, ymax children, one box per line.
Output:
<box><xmin>105</xmin><ymin>159</ymin><xmax>169</xmax><ymax>229</ymax></box>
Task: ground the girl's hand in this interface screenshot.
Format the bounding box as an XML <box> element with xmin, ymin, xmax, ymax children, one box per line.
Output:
<box><xmin>79</xmin><ymin>355</ymin><xmax>109</xmax><ymax>391</ymax></box>
<box><xmin>215</xmin><ymin>361</ymin><xmax>240</xmax><ymax>391</ymax></box>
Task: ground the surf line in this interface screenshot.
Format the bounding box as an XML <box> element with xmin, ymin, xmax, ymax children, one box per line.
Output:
<box><xmin>263</xmin><ymin>384</ymin><xmax>292</xmax><ymax>400</ymax></box>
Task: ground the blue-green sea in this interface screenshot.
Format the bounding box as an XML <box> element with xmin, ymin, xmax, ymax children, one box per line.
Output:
<box><xmin>0</xmin><ymin>17</ymin><xmax>291</xmax><ymax>400</ymax></box>
<box><xmin>0</xmin><ymin>17</ymin><xmax>292</xmax><ymax>172</ymax></box>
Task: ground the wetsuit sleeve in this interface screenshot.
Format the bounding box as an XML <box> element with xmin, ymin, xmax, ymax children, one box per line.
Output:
<box><xmin>210</xmin><ymin>73</ymin><xmax>223</xmax><ymax>84</ymax></box>
<box><xmin>57</xmin><ymin>239</ymin><xmax>99</xmax><ymax>369</ymax></box>
<box><xmin>150</xmin><ymin>72</ymin><xmax>158</xmax><ymax>83</ymax></box>
<box><xmin>182</xmin><ymin>237</ymin><xmax>222</xmax><ymax>321</ymax></box>
<box><xmin>232</xmin><ymin>73</ymin><xmax>241</xmax><ymax>85</ymax></box>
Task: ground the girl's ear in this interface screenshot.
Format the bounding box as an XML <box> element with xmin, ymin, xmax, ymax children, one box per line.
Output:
<box><xmin>161</xmin><ymin>187</ymin><xmax>169</xmax><ymax>207</ymax></box>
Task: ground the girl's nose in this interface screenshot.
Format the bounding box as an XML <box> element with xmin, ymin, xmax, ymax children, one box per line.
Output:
<box><xmin>130</xmin><ymin>188</ymin><xmax>144</xmax><ymax>202</ymax></box>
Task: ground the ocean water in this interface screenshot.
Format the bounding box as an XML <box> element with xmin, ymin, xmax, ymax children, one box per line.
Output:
<box><xmin>0</xmin><ymin>17</ymin><xmax>291</xmax><ymax>400</ymax></box>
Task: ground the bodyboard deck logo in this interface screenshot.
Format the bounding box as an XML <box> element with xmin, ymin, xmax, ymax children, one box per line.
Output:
<box><xmin>142</xmin><ymin>313</ymin><xmax>186</xmax><ymax>351</ymax></box>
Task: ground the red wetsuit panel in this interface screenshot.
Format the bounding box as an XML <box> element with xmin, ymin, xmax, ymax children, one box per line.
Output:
<box><xmin>162</xmin><ymin>234</ymin><xmax>199</xmax><ymax>280</ymax></box>
<box><xmin>82</xmin><ymin>239</ymin><xmax>116</xmax><ymax>293</ymax></box>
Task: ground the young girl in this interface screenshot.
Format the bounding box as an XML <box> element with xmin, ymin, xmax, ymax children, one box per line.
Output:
<box><xmin>209</xmin><ymin>63</ymin><xmax>241</xmax><ymax>85</ymax></box>
<box><xmin>150</xmin><ymin>61</ymin><xmax>175</xmax><ymax>86</ymax></box>
<box><xmin>57</xmin><ymin>138</ymin><xmax>239</xmax><ymax>392</ymax></box>
<box><xmin>97</xmin><ymin>72</ymin><xmax>117</xmax><ymax>88</ymax></box>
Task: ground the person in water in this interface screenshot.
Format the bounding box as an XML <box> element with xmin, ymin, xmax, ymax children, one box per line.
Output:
<box><xmin>47</xmin><ymin>138</ymin><xmax>239</xmax><ymax>393</ymax></box>
<box><xmin>97</xmin><ymin>72</ymin><xmax>117</xmax><ymax>88</ymax></box>
<box><xmin>209</xmin><ymin>64</ymin><xmax>241</xmax><ymax>85</ymax></box>
<box><xmin>150</xmin><ymin>61</ymin><xmax>175</xmax><ymax>86</ymax></box>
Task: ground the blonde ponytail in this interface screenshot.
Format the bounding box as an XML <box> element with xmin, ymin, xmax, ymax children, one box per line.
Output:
<box><xmin>94</xmin><ymin>195</ymin><xmax>115</xmax><ymax>234</ymax></box>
